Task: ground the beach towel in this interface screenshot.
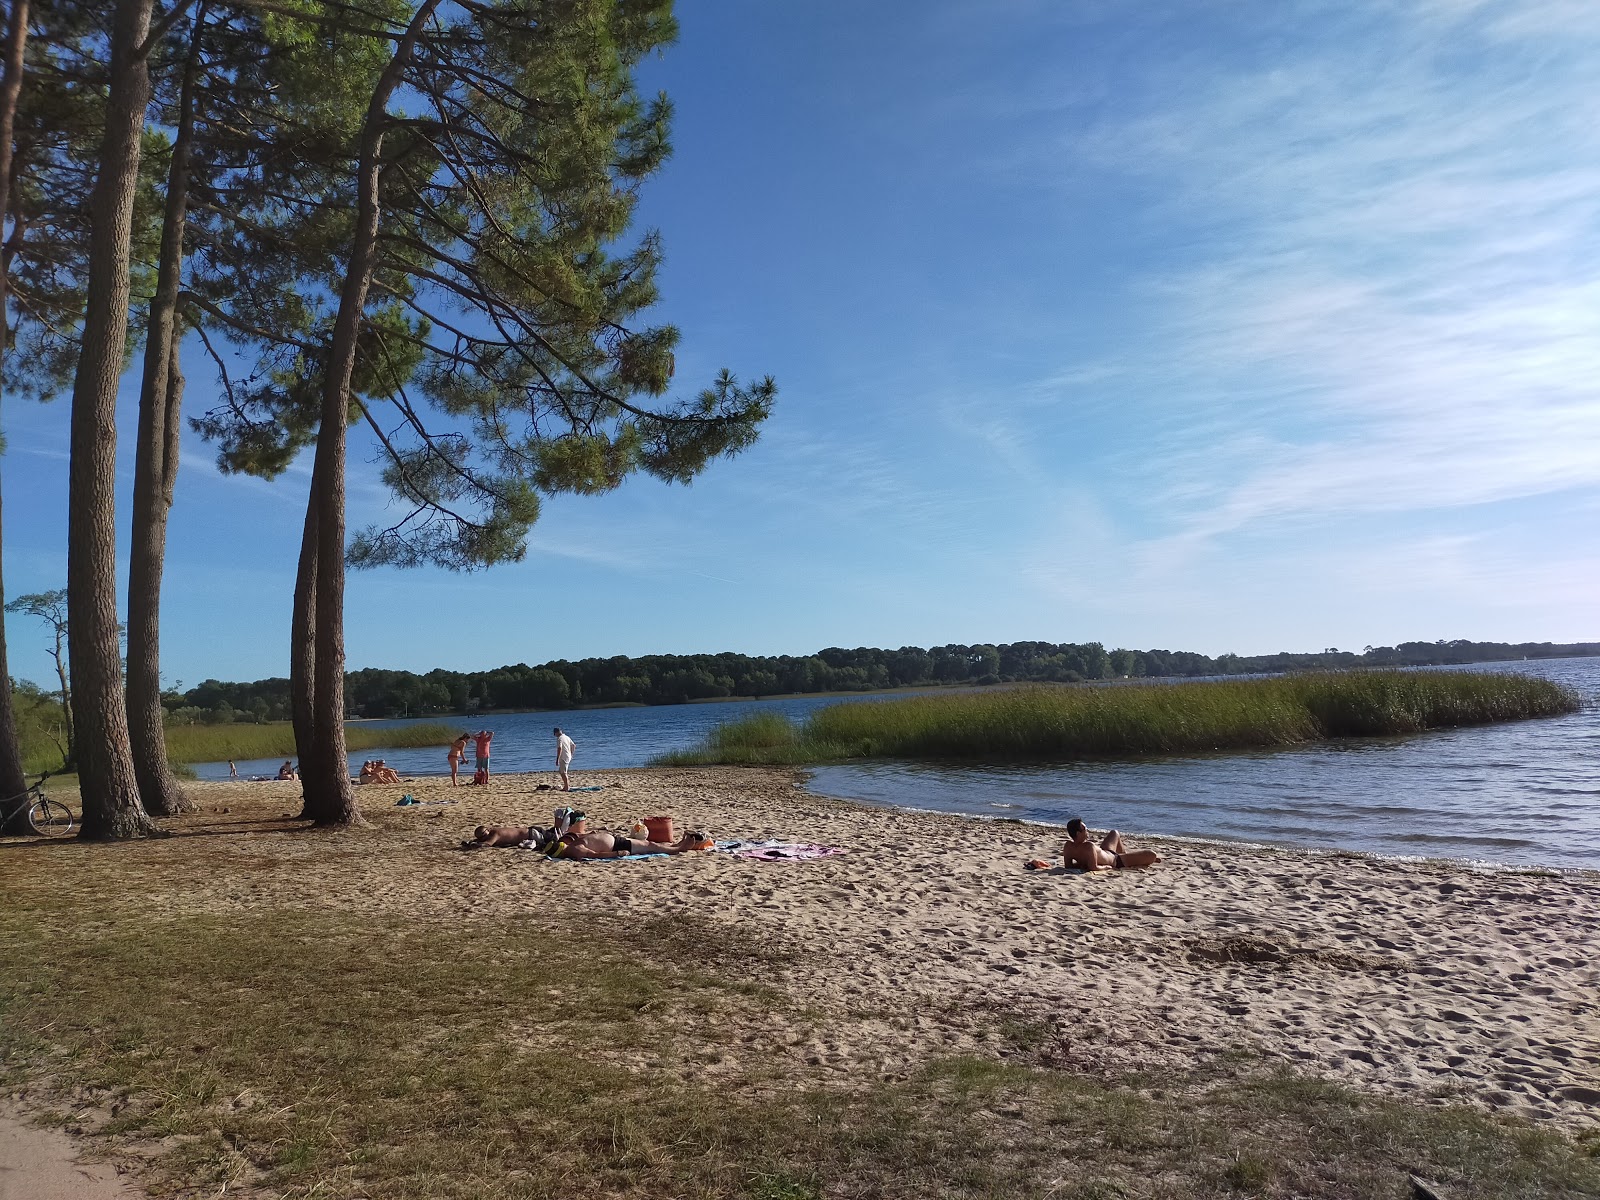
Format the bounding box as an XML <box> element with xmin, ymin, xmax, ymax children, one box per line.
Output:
<box><xmin>718</xmin><ymin>840</ymin><xmax>846</xmax><ymax>862</ymax></box>
<box><xmin>518</xmin><ymin>846</ymin><xmax>670</xmax><ymax>864</ymax></box>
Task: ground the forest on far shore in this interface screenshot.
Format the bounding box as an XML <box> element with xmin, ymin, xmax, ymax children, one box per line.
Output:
<box><xmin>144</xmin><ymin>638</ymin><xmax>1600</xmax><ymax>724</ymax></box>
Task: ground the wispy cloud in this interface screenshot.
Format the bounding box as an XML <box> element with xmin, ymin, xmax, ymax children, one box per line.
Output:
<box><xmin>1034</xmin><ymin>0</ymin><xmax>1600</xmax><ymax>556</ymax></box>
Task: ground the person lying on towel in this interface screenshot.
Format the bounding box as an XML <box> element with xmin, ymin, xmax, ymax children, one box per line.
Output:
<box><xmin>464</xmin><ymin>810</ymin><xmax>712</xmax><ymax>857</ymax></box>
<box><xmin>463</xmin><ymin>804</ymin><xmax>588</xmax><ymax>850</ymax></box>
<box><xmin>540</xmin><ymin>812</ymin><xmax>713</xmax><ymax>859</ymax></box>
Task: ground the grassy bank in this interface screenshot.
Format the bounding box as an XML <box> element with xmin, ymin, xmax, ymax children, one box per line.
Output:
<box><xmin>161</xmin><ymin>721</ymin><xmax>459</xmax><ymax>767</ymax></box>
<box><xmin>658</xmin><ymin>671</ymin><xmax>1582</xmax><ymax>766</ymax></box>
<box><xmin>1</xmin><ymin>838</ymin><xmax>1595</xmax><ymax>1199</ymax></box>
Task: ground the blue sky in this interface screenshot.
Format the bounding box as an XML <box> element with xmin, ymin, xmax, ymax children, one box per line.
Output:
<box><xmin>4</xmin><ymin>0</ymin><xmax>1599</xmax><ymax>688</ymax></box>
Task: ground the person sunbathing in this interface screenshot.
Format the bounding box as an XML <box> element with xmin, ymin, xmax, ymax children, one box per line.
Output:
<box><xmin>464</xmin><ymin>823</ymin><xmax>539</xmax><ymax>848</ymax></box>
<box><xmin>1058</xmin><ymin>817</ymin><xmax>1161</xmax><ymax>870</ymax></box>
<box><xmin>545</xmin><ymin>825</ymin><xmax>713</xmax><ymax>859</ymax></box>
<box><xmin>462</xmin><ymin>813</ymin><xmax>711</xmax><ymax>857</ymax></box>
<box><xmin>462</xmin><ymin>805</ymin><xmax>581</xmax><ymax>850</ymax></box>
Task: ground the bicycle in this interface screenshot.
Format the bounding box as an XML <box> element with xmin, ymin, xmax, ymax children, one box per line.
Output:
<box><xmin>0</xmin><ymin>772</ymin><xmax>75</xmax><ymax>837</ymax></box>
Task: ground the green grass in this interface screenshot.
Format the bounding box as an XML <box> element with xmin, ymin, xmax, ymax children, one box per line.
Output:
<box><xmin>160</xmin><ymin>720</ymin><xmax>459</xmax><ymax>767</ymax></box>
<box><xmin>0</xmin><ymin>859</ymin><xmax>1596</xmax><ymax>1200</ymax></box>
<box><xmin>657</xmin><ymin>671</ymin><xmax>1581</xmax><ymax>765</ymax></box>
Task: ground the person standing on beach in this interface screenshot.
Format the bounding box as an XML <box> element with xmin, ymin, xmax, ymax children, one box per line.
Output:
<box><xmin>553</xmin><ymin>727</ymin><xmax>576</xmax><ymax>791</ymax></box>
<box><xmin>473</xmin><ymin>729</ymin><xmax>494</xmax><ymax>783</ymax></box>
<box><xmin>1061</xmin><ymin>817</ymin><xmax>1161</xmax><ymax>870</ymax></box>
<box><xmin>447</xmin><ymin>732</ymin><xmax>470</xmax><ymax>786</ymax></box>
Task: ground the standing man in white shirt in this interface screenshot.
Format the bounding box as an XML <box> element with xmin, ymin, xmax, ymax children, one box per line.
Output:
<box><xmin>553</xmin><ymin>727</ymin><xmax>576</xmax><ymax>791</ymax></box>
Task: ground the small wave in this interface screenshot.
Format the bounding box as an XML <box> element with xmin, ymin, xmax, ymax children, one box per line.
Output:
<box><xmin>1384</xmin><ymin>833</ymin><xmax>1538</xmax><ymax>849</ymax></box>
<box><xmin>1209</xmin><ymin>820</ymin><xmax>1353</xmax><ymax>840</ymax></box>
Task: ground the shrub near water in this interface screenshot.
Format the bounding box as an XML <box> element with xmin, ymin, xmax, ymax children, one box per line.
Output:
<box><xmin>659</xmin><ymin>672</ymin><xmax>1580</xmax><ymax>765</ymax></box>
<box><xmin>161</xmin><ymin>721</ymin><xmax>459</xmax><ymax>768</ymax></box>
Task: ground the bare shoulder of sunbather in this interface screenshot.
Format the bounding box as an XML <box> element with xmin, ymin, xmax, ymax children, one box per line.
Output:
<box><xmin>465</xmin><ymin>824</ymin><xmax>530</xmax><ymax>848</ymax></box>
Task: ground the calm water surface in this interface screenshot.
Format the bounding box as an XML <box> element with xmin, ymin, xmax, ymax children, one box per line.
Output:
<box><xmin>809</xmin><ymin>658</ymin><xmax>1600</xmax><ymax>871</ymax></box>
<box><xmin>196</xmin><ymin>658</ymin><xmax>1600</xmax><ymax>870</ymax></box>
<box><xmin>194</xmin><ymin>692</ymin><xmax>889</xmax><ymax>780</ymax></box>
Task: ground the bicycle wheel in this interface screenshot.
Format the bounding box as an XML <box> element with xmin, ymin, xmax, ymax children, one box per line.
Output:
<box><xmin>28</xmin><ymin>797</ymin><xmax>75</xmax><ymax>837</ymax></box>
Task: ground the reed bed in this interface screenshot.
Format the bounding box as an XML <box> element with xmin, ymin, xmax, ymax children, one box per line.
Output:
<box><xmin>658</xmin><ymin>671</ymin><xmax>1580</xmax><ymax>766</ymax></box>
<box><xmin>161</xmin><ymin>721</ymin><xmax>459</xmax><ymax>767</ymax></box>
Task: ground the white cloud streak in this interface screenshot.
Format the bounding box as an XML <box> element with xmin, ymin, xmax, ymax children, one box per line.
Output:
<box><xmin>1049</xmin><ymin>0</ymin><xmax>1600</xmax><ymax>556</ymax></box>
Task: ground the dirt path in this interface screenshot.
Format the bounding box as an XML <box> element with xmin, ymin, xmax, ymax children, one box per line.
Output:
<box><xmin>0</xmin><ymin>1110</ymin><xmax>141</xmax><ymax>1200</ymax></box>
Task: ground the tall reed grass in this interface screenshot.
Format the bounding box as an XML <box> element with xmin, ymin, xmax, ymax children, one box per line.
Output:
<box><xmin>656</xmin><ymin>672</ymin><xmax>1580</xmax><ymax>766</ymax></box>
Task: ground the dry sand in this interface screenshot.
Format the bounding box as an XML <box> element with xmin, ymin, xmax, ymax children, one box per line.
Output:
<box><xmin>5</xmin><ymin>765</ymin><xmax>1598</xmax><ymax>1192</ymax></box>
<box><xmin>0</xmin><ymin>1107</ymin><xmax>140</xmax><ymax>1200</ymax></box>
<box><xmin>153</xmin><ymin>769</ymin><xmax>1600</xmax><ymax>1123</ymax></box>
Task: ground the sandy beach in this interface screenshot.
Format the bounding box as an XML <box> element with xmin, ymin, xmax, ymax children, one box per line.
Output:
<box><xmin>4</xmin><ymin>765</ymin><xmax>1598</xmax><ymax>1196</ymax></box>
<box><xmin>88</xmin><ymin>770</ymin><xmax>1600</xmax><ymax>1118</ymax></box>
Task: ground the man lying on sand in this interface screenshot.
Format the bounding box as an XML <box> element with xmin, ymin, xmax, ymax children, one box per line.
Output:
<box><xmin>463</xmin><ymin>804</ymin><xmax>580</xmax><ymax>849</ymax></box>
<box><xmin>1059</xmin><ymin>817</ymin><xmax>1161</xmax><ymax>870</ymax></box>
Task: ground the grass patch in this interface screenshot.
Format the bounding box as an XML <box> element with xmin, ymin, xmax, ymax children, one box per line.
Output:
<box><xmin>2</xmin><ymin>832</ymin><xmax>1598</xmax><ymax>1198</ymax></box>
<box><xmin>160</xmin><ymin>720</ymin><xmax>459</xmax><ymax>767</ymax></box>
<box><xmin>657</xmin><ymin>671</ymin><xmax>1581</xmax><ymax>765</ymax></box>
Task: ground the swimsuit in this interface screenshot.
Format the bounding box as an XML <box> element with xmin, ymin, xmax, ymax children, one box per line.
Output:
<box><xmin>1113</xmin><ymin>853</ymin><xmax>1125</xmax><ymax>869</ymax></box>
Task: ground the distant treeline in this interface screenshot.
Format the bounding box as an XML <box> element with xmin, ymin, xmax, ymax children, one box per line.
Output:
<box><xmin>156</xmin><ymin>638</ymin><xmax>1600</xmax><ymax>723</ymax></box>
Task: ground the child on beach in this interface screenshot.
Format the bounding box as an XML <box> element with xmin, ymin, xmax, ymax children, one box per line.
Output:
<box><xmin>471</xmin><ymin>729</ymin><xmax>493</xmax><ymax>784</ymax></box>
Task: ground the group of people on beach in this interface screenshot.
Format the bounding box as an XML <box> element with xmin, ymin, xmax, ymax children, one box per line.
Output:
<box><xmin>358</xmin><ymin>760</ymin><xmax>402</xmax><ymax>785</ymax></box>
<box><xmin>440</xmin><ymin>721</ymin><xmax>1153</xmax><ymax>872</ymax></box>
<box><xmin>464</xmin><ymin>806</ymin><xmax>712</xmax><ymax>860</ymax></box>
<box><xmin>447</xmin><ymin>729</ymin><xmax>499</xmax><ymax>786</ymax></box>
<box><xmin>445</xmin><ymin>727</ymin><xmax>577</xmax><ymax>791</ymax></box>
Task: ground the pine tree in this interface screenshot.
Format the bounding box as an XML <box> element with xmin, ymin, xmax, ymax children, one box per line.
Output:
<box><xmin>190</xmin><ymin>1</ymin><xmax>774</xmax><ymax>826</ymax></box>
<box><xmin>66</xmin><ymin>0</ymin><xmax>163</xmax><ymax>839</ymax></box>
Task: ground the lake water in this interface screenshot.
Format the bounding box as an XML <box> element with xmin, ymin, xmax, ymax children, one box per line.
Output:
<box><xmin>194</xmin><ymin>657</ymin><xmax>1600</xmax><ymax>871</ymax></box>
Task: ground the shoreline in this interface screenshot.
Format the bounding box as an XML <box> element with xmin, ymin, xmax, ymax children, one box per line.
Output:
<box><xmin>187</xmin><ymin>762</ymin><xmax>1600</xmax><ymax>876</ymax></box>
<box><xmin>811</xmin><ymin>794</ymin><xmax>1600</xmax><ymax>879</ymax></box>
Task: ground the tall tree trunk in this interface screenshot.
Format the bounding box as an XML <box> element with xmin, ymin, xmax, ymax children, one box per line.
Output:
<box><xmin>0</xmin><ymin>0</ymin><xmax>31</xmax><ymax>830</ymax></box>
<box><xmin>299</xmin><ymin>0</ymin><xmax>440</xmax><ymax>827</ymax></box>
<box><xmin>68</xmin><ymin>0</ymin><xmax>156</xmax><ymax>840</ymax></box>
<box><xmin>289</xmin><ymin>480</ymin><xmax>317</xmax><ymax>819</ymax></box>
<box><xmin>128</xmin><ymin>4</ymin><xmax>206</xmax><ymax>818</ymax></box>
